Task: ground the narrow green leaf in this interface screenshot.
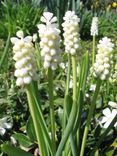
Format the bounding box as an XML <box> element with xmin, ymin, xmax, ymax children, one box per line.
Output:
<box><xmin>26</xmin><ymin>116</ymin><xmax>36</xmax><ymax>142</ymax></box>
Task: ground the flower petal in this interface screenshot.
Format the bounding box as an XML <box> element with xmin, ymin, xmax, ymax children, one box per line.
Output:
<box><xmin>10</xmin><ymin>37</ymin><xmax>19</xmax><ymax>44</ymax></box>
<box><xmin>40</xmin><ymin>16</ymin><xmax>47</xmax><ymax>23</ymax></box>
<box><xmin>100</xmin><ymin>117</ymin><xmax>108</xmax><ymax>124</ymax></box>
<box><xmin>43</xmin><ymin>12</ymin><xmax>53</xmax><ymax>21</ymax></box>
<box><xmin>103</xmin><ymin>121</ymin><xmax>111</xmax><ymax>128</ymax></box>
<box><xmin>103</xmin><ymin>108</ymin><xmax>111</xmax><ymax>117</ymax></box>
<box><xmin>108</xmin><ymin>101</ymin><xmax>117</xmax><ymax>109</ymax></box>
<box><xmin>3</xmin><ymin>122</ymin><xmax>12</xmax><ymax>129</ymax></box>
<box><xmin>24</xmin><ymin>36</ymin><xmax>32</xmax><ymax>42</ymax></box>
<box><xmin>50</xmin><ymin>17</ymin><xmax>57</xmax><ymax>23</ymax></box>
<box><xmin>112</xmin><ymin>109</ymin><xmax>117</xmax><ymax>117</ymax></box>
<box><xmin>0</xmin><ymin>127</ymin><xmax>6</xmax><ymax>135</ymax></box>
<box><xmin>16</xmin><ymin>30</ymin><xmax>24</xmax><ymax>38</ymax></box>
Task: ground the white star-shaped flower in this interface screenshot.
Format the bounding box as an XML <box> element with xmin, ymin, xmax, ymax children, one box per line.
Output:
<box><xmin>0</xmin><ymin>117</ymin><xmax>13</xmax><ymax>136</ymax></box>
<box><xmin>100</xmin><ymin>108</ymin><xmax>117</xmax><ymax>128</ymax></box>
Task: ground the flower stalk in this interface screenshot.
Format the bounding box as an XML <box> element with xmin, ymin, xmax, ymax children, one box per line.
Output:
<box><xmin>48</xmin><ymin>67</ymin><xmax>56</xmax><ymax>154</ymax></box>
<box><xmin>62</xmin><ymin>54</ymin><xmax>71</xmax><ymax>132</ymax></box>
<box><xmin>92</xmin><ymin>35</ymin><xmax>95</xmax><ymax>66</ymax></box>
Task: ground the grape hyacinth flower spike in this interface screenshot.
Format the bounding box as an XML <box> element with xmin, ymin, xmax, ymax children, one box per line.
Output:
<box><xmin>91</xmin><ymin>17</ymin><xmax>98</xmax><ymax>65</ymax></box>
<box><xmin>62</xmin><ymin>11</ymin><xmax>80</xmax><ymax>55</ymax></box>
<box><xmin>11</xmin><ymin>30</ymin><xmax>38</xmax><ymax>86</ymax></box>
<box><xmin>93</xmin><ymin>37</ymin><xmax>114</xmax><ymax>80</ymax></box>
<box><xmin>90</xmin><ymin>17</ymin><xmax>98</xmax><ymax>36</ymax></box>
<box><xmin>37</xmin><ymin>12</ymin><xmax>61</xmax><ymax>70</ymax></box>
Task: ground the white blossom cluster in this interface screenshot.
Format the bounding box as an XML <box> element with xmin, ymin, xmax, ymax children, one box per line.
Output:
<box><xmin>90</xmin><ymin>17</ymin><xmax>98</xmax><ymax>36</ymax></box>
<box><xmin>93</xmin><ymin>37</ymin><xmax>114</xmax><ymax>80</ymax></box>
<box><xmin>37</xmin><ymin>12</ymin><xmax>61</xmax><ymax>70</ymax></box>
<box><xmin>62</xmin><ymin>11</ymin><xmax>80</xmax><ymax>55</ymax></box>
<box><xmin>11</xmin><ymin>30</ymin><xmax>38</xmax><ymax>86</ymax></box>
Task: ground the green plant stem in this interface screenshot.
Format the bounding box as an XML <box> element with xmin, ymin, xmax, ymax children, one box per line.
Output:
<box><xmin>63</xmin><ymin>54</ymin><xmax>71</xmax><ymax>132</ymax></box>
<box><xmin>80</xmin><ymin>79</ymin><xmax>102</xmax><ymax>156</ymax></box>
<box><xmin>56</xmin><ymin>56</ymin><xmax>77</xmax><ymax>156</ymax></box>
<box><xmin>90</xmin><ymin>114</ymin><xmax>117</xmax><ymax>156</ymax></box>
<box><xmin>48</xmin><ymin>68</ymin><xmax>56</xmax><ymax>154</ymax></box>
<box><xmin>92</xmin><ymin>36</ymin><xmax>95</xmax><ymax>66</ymax></box>
<box><xmin>70</xmin><ymin>56</ymin><xmax>77</xmax><ymax>156</ymax></box>
<box><xmin>26</xmin><ymin>85</ymin><xmax>45</xmax><ymax>156</ymax></box>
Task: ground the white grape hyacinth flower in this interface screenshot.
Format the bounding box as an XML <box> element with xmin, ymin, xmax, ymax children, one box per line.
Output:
<box><xmin>93</xmin><ymin>37</ymin><xmax>114</xmax><ymax>80</ymax></box>
<box><xmin>11</xmin><ymin>30</ymin><xmax>38</xmax><ymax>86</ymax></box>
<box><xmin>37</xmin><ymin>12</ymin><xmax>61</xmax><ymax>70</ymax></box>
<box><xmin>62</xmin><ymin>11</ymin><xmax>80</xmax><ymax>55</ymax></box>
<box><xmin>0</xmin><ymin>117</ymin><xmax>12</xmax><ymax>136</ymax></box>
<box><xmin>100</xmin><ymin>108</ymin><xmax>117</xmax><ymax>128</ymax></box>
<box><xmin>90</xmin><ymin>17</ymin><xmax>98</xmax><ymax>36</ymax></box>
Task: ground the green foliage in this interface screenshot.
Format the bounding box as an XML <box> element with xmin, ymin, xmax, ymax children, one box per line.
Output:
<box><xmin>1</xmin><ymin>144</ymin><xmax>33</xmax><ymax>156</ymax></box>
<box><xmin>0</xmin><ymin>0</ymin><xmax>43</xmax><ymax>38</ymax></box>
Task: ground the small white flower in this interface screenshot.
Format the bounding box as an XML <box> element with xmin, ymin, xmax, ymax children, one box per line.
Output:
<box><xmin>91</xmin><ymin>17</ymin><xmax>98</xmax><ymax>36</ymax></box>
<box><xmin>100</xmin><ymin>108</ymin><xmax>117</xmax><ymax>128</ymax></box>
<box><xmin>93</xmin><ymin>37</ymin><xmax>114</xmax><ymax>80</ymax></box>
<box><xmin>0</xmin><ymin>117</ymin><xmax>13</xmax><ymax>136</ymax></box>
<box><xmin>62</xmin><ymin>11</ymin><xmax>80</xmax><ymax>55</ymax></box>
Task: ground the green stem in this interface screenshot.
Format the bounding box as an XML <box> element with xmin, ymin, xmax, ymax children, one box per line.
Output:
<box><xmin>70</xmin><ymin>56</ymin><xmax>77</xmax><ymax>156</ymax></box>
<box><xmin>72</xmin><ymin>56</ymin><xmax>77</xmax><ymax>101</ymax></box>
<box><xmin>26</xmin><ymin>85</ymin><xmax>46</xmax><ymax>156</ymax></box>
<box><xmin>92</xmin><ymin>36</ymin><xmax>95</xmax><ymax>66</ymax></box>
<box><xmin>62</xmin><ymin>54</ymin><xmax>71</xmax><ymax>132</ymax></box>
<box><xmin>48</xmin><ymin>68</ymin><xmax>56</xmax><ymax>154</ymax></box>
<box><xmin>55</xmin><ymin>56</ymin><xmax>77</xmax><ymax>156</ymax></box>
<box><xmin>80</xmin><ymin>79</ymin><xmax>102</xmax><ymax>156</ymax></box>
<box><xmin>90</xmin><ymin>114</ymin><xmax>117</xmax><ymax>156</ymax></box>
